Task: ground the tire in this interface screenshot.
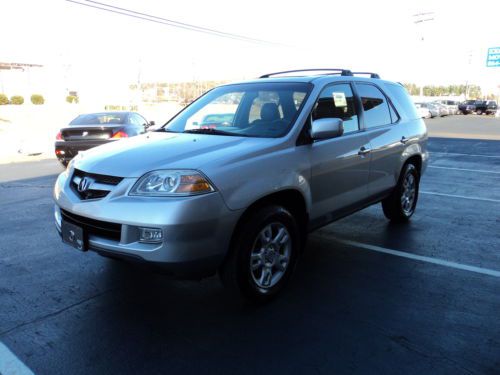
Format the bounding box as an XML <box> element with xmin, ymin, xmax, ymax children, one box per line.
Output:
<box><xmin>476</xmin><ymin>109</ymin><xmax>483</xmax><ymax>115</ymax></box>
<box><xmin>382</xmin><ymin>163</ymin><xmax>420</xmax><ymax>222</ymax></box>
<box><xmin>219</xmin><ymin>205</ymin><xmax>300</xmax><ymax>303</ymax></box>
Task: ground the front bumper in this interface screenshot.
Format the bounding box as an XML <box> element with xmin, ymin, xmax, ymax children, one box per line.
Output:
<box><xmin>54</xmin><ymin>170</ymin><xmax>242</xmax><ymax>277</ymax></box>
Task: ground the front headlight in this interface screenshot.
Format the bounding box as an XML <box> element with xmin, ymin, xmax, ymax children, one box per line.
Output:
<box><xmin>129</xmin><ymin>170</ymin><xmax>215</xmax><ymax>196</ymax></box>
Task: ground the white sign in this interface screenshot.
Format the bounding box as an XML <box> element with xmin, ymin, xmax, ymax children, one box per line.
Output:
<box><xmin>332</xmin><ymin>92</ymin><xmax>347</xmax><ymax>107</ymax></box>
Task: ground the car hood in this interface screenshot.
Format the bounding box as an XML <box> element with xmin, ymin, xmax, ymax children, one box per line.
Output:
<box><xmin>73</xmin><ymin>131</ymin><xmax>277</xmax><ymax>177</ymax></box>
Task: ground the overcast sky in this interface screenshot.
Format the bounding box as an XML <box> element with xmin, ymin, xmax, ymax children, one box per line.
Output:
<box><xmin>1</xmin><ymin>0</ymin><xmax>499</xmax><ymax>96</ymax></box>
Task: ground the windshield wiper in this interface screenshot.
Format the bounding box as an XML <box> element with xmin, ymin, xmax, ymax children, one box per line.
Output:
<box><xmin>183</xmin><ymin>128</ymin><xmax>241</xmax><ymax>136</ymax></box>
<box><xmin>155</xmin><ymin>128</ymin><xmax>179</xmax><ymax>133</ymax></box>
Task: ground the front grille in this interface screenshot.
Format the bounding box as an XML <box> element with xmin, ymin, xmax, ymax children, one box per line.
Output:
<box><xmin>71</xmin><ymin>169</ymin><xmax>124</xmax><ymax>200</ymax></box>
<box><xmin>73</xmin><ymin>169</ymin><xmax>123</xmax><ymax>185</ymax></box>
<box><xmin>61</xmin><ymin>209</ymin><xmax>121</xmax><ymax>241</ymax></box>
<box><xmin>75</xmin><ymin>189</ymin><xmax>110</xmax><ymax>200</ymax></box>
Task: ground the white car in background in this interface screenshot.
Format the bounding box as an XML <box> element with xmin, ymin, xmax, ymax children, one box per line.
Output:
<box><xmin>436</xmin><ymin>100</ymin><xmax>459</xmax><ymax>115</ymax></box>
<box><xmin>432</xmin><ymin>102</ymin><xmax>449</xmax><ymax>117</ymax></box>
<box><xmin>414</xmin><ymin>103</ymin><xmax>432</xmax><ymax>119</ymax></box>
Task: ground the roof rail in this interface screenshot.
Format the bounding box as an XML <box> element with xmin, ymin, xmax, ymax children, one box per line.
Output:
<box><xmin>259</xmin><ymin>68</ymin><xmax>353</xmax><ymax>78</ymax></box>
<box><xmin>351</xmin><ymin>72</ymin><xmax>380</xmax><ymax>79</ymax></box>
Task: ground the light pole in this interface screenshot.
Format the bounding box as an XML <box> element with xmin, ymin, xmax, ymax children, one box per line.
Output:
<box><xmin>464</xmin><ymin>51</ymin><xmax>472</xmax><ymax>100</ymax></box>
<box><xmin>413</xmin><ymin>12</ymin><xmax>435</xmax><ymax>98</ymax></box>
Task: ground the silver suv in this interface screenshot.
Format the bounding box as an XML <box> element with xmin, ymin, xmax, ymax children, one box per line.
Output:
<box><xmin>54</xmin><ymin>69</ymin><xmax>428</xmax><ymax>301</ymax></box>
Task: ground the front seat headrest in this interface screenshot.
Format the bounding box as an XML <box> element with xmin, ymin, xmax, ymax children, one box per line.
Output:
<box><xmin>260</xmin><ymin>102</ymin><xmax>280</xmax><ymax>122</ymax></box>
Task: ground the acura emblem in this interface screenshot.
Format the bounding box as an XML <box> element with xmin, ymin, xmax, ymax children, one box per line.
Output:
<box><xmin>82</xmin><ymin>131</ymin><xmax>89</xmax><ymax>137</ymax></box>
<box><xmin>78</xmin><ymin>177</ymin><xmax>92</xmax><ymax>192</ymax></box>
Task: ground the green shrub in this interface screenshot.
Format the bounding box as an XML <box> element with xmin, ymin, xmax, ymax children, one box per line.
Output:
<box><xmin>0</xmin><ymin>94</ymin><xmax>8</xmax><ymax>105</ymax></box>
<box><xmin>30</xmin><ymin>94</ymin><xmax>45</xmax><ymax>105</ymax></box>
<box><xmin>10</xmin><ymin>95</ymin><xmax>24</xmax><ymax>105</ymax></box>
<box><xmin>66</xmin><ymin>95</ymin><xmax>79</xmax><ymax>104</ymax></box>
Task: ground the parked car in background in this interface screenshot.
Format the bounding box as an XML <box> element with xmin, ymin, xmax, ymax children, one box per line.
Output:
<box><xmin>437</xmin><ymin>100</ymin><xmax>459</xmax><ymax>115</ymax></box>
<box><xmin>198</xmin><ymin>113</ymin><xmax>235</xmax><ymax>128</ymax></box>
<box><xmin>432</xmin><ymin>102</ymin><xmax>449</xmax><ymax>117</ymax></box>
<box><xmin>459</xmin><ymin>100</ymin><xmax>476</xmax><ymax>115</ymax></box>
<box><xmin>55</xmin><ymin>112</ymin><xmax>154</xmax><ymax>166</ymax></box>
<box><xmin>416</xmin><ymin>102</ymin><xmax>439</xmax><ymax>118</ymax></box>
<box><xmin>414</xmin><ymin>103</ymin><xmax>431</xmax><ymax>119</ymax></box>
<box><xmin>54</xmin><ymin>68</ymin><xmax>428</xmax><ymax>301</ymax></box>
<box><xmin>474</xmin><ymin>100</ymin><xmax>498</xmax><ymax>115</ymax></box>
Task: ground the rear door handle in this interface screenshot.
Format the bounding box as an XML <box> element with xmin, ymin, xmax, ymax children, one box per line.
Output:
<box><xmin>400</xmin><ymin>136</ymin><xmax>409</xmax><ymax>144</ymax></box>
<box><xmin>358</xmin><ymin>146</ymin><xmax>371</xmax><ymax>156</ymax></box>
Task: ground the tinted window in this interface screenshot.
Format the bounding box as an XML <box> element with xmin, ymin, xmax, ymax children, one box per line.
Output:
<box><xmin>383</xmin><ymin>83</ymin><xmax>420</xmax><ymax>120</ymax></box>
<box><xmin>389</xmin><ymin>103</ymin><xmax>400</xmax><ymax>123</ymax></box>
<box><xmin>130</xmin><ymin>113</ymin><xmax>147</xmax><ymax>126</ymax></box>
<box><xmin>70</xmin><ymin>113</ymin><xmax>127</xmax><ymax>125</ymax></box>
<box><xmin>312</xmin><ymin>83</ymin><xmax>359</xmax><ymax>133</ymax></box>
<box><xmin>356</xmin><ymin>83</ymin><xmax>391</xmax><ymax>128</ymax></box>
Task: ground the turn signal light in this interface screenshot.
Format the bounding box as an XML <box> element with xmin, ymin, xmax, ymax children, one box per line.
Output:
<box><xmin>111</xmin><ymin>130</ymin><xmax>129</xmax><ymax>139</ymax></box>
<box><xmin>56</xmin><ymin>131</ymin><xmax>63</xmax><ymax>140</ymax></box>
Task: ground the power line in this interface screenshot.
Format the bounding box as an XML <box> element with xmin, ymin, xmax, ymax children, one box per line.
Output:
<box><xmin>65</xmin><ymin>0</ymin><xmax>284</xmax><ymax>46</ymax></box>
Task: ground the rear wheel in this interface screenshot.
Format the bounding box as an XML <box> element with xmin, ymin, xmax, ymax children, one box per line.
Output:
<box><xmin>476</xmin><ymin>109</ymin><xmax>483</xmax><ymax>115</ymax></box>
<box><xmin>382</xmin><ymin>163</ymin><xmax>420</xmax><ymax>222</ymax></box>
<box><xmin>219</xmin><ymin>205</ymin><xmax>300</xmax><ymax>303</ymax></box>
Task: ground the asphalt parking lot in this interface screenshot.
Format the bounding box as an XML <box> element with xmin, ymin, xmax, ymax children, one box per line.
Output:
<box><xmin>0</xmin><ymin>116</ymin><xmax>499</xmax><ymax>375</ymax></box>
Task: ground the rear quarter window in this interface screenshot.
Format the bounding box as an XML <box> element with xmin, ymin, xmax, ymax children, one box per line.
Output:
<box><xmin>382</xmin><ymin>83</ymin><xmax>420</xmax><ymax>120</ymax></box>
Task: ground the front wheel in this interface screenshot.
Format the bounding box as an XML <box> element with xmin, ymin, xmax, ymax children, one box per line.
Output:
<box><xmin>219</xmin><ymin>205</ymin><xmax>300</xmax><ymax>303</ymax></box>
<box><xmin>382</xmin><ymin>163</ymin><xmax>420</xmax><ymax>222</ymax></box>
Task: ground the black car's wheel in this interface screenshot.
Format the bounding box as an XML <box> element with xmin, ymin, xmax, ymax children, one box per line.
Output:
<box><xmin>219</xmin><ymin>205</ymin><xmax>300</xmax><ymax>303</ymax></box>
<box><xmin>476</xmin><ymin>109</ymin><xmax>483</xmax><ymax>115</ymax></box>
<box><xmin>382</xmin><ymin>163</ymin><xmax>420</xmax><ymax>222</ymax></box>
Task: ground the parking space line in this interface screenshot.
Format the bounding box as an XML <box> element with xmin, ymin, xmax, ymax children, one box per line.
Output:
<box><xmin>428</xmin><ymin>165</ymin><xmax>500</xmax><ymax>174</ymax></box>
<box><xmin>420</xmin><ymin>191</ymin><xmax>500</xmax><ymax>203</ymax></box>
<box><xmin>0</xmin><ymin>341</ymin><xmax>34</xmax><ymax>375</ymax></box>
<box><xmin>336</xmin><ymin>239</ymin><xmax>500</xmax><ymax>278</ymax></box>
<box><xmin>430</xmin><ymin>151</ymin><xmax>500</xmax><ymax>159</ymax></box>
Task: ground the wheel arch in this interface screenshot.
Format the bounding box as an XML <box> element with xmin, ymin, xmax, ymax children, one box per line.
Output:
<box><xmin>403</xmin><ymin>154</ymin><xmax>422</xmax><ymax>175</ymax></box>
<box><xmin>225</xmin><ymin>189</ymin><xmax>309</xmax><ymax>263</ymax></box>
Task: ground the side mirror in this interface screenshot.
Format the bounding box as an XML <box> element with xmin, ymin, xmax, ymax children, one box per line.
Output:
<box><xmin>310</xmin><ymin>118</ymin><xmax>344</xmax><ymax>140</ymax></box>
<box><xmin>149</xmin><ymin>120</ymin><xmax>155</xmax><ymax>126</ymax></box>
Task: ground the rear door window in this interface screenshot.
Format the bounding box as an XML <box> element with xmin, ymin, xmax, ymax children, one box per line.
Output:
<box><xmin>355</xmin><ymin>83</ymin><xmax>391</xmax><ymax>128</ymax></box>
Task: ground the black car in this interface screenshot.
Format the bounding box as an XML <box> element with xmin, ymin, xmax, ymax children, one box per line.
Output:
<box><xmin>55</xmin><ymin>111</ymin><xmax>154</xmax><ymax>166</ymax></box>
<box><xmin>474</xmin><ymin>100</ymin><xmax>498</xmax><ymax>115</ymax></box>
<box><xmin>458</xmin><ymin>100</ymin><xmax>476</xmax><ymax>115</ymax></box>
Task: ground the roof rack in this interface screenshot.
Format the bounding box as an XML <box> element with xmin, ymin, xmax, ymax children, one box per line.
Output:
<box><xmin>259</xmin><ymin>68</ymin><xmax>353</xmax><ymax>78</ymax></box>
<box><xmin>351</xmin><ymin>72</ymin><xmax>380</xmax><ymax>79</ymax></box>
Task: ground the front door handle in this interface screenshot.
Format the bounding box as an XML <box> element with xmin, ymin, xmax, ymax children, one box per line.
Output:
<box><xmin>358</xmin><ymin>146</ymin><xmax>371</xmax><ymax>156</ymax></box>
<box><xmin>400</xmin><ymin>136</ymin><xmax>409</xmax><ymax>144</ymax></box>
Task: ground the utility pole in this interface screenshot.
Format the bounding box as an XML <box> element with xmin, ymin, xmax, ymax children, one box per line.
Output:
<box><xmin>413</xmin><ymin>12</ymin><xmax>435</xmax><ymax>98</ymax></box>
<box><xmin>464</xmin><ymin>51</ymin><xmax>472</xmax><ymax>100</ymax></box>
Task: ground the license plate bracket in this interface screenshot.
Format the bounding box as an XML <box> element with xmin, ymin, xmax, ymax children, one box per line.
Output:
<box><xmin>62</xmin><ymin>220</ymin><xmax>88</xmax><ymax>252</ymax></box>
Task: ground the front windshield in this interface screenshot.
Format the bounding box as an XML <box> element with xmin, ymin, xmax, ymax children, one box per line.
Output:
<box><xmin>163</xmin><ymin>82</ymin><xmax>311</xmax><ymax>137</ymax></box>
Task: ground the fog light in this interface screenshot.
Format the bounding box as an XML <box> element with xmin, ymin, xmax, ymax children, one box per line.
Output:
<box><xmin>139</xmin><ymin>227</ymin><xmax>163</xmax><ymax>243</ymax></box>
